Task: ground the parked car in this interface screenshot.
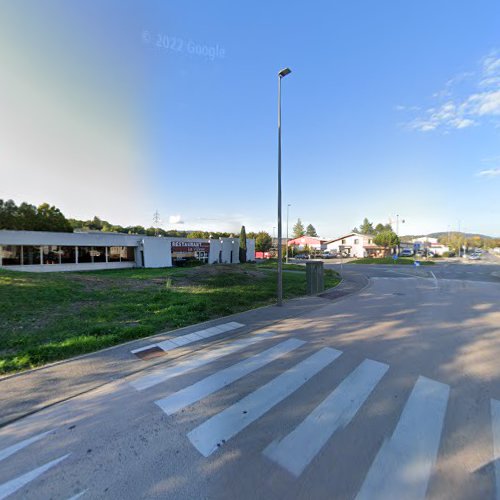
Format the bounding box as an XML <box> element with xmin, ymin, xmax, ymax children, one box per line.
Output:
<box><xmin>468</xmin><ymin>253</ymin><xmax>481</xmax><ymax>260</ymax></box>
<box><xmin>295</xmin><ymin>254</ymin><xmax>310</xmax><ymax>260</ymax></box>
<box><xmin>399</xmin><ymin>249</ymin><xmax>414</xmax><ymax>257</ymax></box>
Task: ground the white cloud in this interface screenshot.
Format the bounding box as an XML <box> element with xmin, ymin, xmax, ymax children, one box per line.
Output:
<box><xmin>478</xmin><ymin>168</ymin><xmax>500</xmax><ymax>177</ymax></box>
<box><xmin>169</xmin><ymin>215</ymin><xmax>184</xmax><ymax>224</ymax></box>
<box><xmin>405</xmin><ymin>50</ymin><xmax>500</xmax><ymax>132</ymax></box>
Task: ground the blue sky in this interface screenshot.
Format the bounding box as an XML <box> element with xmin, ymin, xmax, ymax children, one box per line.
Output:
<box><xmin>1</xmin><ymin>1</ymin><xmax>499</xmax><ymax>237</ymax></box>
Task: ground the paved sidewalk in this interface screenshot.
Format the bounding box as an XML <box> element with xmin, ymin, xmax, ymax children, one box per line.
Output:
<box><xmin>0</xmin><ymin>274</ymin><xmax>364</xmax><ymax>427</ymax></box>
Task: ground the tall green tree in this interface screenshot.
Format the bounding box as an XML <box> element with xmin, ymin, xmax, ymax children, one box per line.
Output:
<box><xmin>293</xmin><ymin>218</ymin><xmax>305</xmax><ymax>238</ymax></box>
<box><xmin>359</xmin><ymin>218</ymin><xmax>375</xmax><ymax>235</ymax></box>
<box><xmin>306</xmin><ymin>224</ymin><xmax>318</xmax><ymax>237</ymax></box>
<box><xmin>239</xmin><ymin>225</ymin><xmax>247</xmax><ymax>263</ymax></box>
<box><xmin>255</xmin><ymin>231</ymin><xmax>272</xmax><ymax>252</ymax></box>
<box><xmin>373</xmin><ymin>230</ymin><xmax>399</xmax><ymax>255</ymax></box>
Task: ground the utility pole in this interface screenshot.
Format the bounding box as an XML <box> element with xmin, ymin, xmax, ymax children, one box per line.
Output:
<box><xmin>153</xmin><ymin>210</ymin><xmax>161</xmax><ymax>237</ymax></box>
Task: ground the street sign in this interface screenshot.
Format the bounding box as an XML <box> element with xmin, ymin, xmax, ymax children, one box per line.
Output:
<box><xmin>393</xmin><ymin>254</ymin><xmax>398</xmax><ymax>261</ymax></box>
<box><xmin>414</xmin><ymin>260</ymin><xmax>421</xmax><ymax>267</ymax></box>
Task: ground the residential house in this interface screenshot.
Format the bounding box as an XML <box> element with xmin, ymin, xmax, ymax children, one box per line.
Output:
<box><xmin>325</xmin><ymin>233</ymin><xmax>384</xmax><ymax>258</ymax></box>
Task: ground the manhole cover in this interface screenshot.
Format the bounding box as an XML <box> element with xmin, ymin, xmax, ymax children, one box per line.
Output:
<box><xmin>134</xmin><ymin>346</ymin><xmax>166</xmax><ymax>360</ymax></box>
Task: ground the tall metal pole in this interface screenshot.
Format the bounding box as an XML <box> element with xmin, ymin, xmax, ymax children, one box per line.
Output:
<box><xmin>277</xmin><ymin>74</ymin><xmax>283</xmax><ymax>305</ymax></box>
<box><xmin>286</xmin><ymin>203</ymin><xmax>290</xmax><ymax>264</ymax></box>
<box><xmin>276</xmin><ymin>68</ymin><xmax>291</xmax><ymax>306</ymax></box>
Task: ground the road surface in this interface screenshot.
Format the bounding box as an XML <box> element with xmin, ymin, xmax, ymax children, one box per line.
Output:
<box><xmin>1</xmin><ymin>262</ymin><xmax>500</xmax><ymax>499</ymax></box>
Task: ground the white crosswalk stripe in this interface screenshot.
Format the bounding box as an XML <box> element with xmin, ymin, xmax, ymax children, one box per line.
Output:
<box><xmin>263</xmin><ymin>358</ymin><xmax>389</xmax><ymax>477</ymax></box>
<box><xmin>356</xmin><ymin>376</ymin><xmax>449</xmax><ymax>500</ymax></box>
<box><xmin>0</xmin><ymin>454</ymin><xmax>70</xmax><ymax>500</ymax></box>
<box><xmin>131</xmin><ymin>321</ymin><xmax>245</xmax><ymax>355</ymax></box>
<box><xmin>130</xmin><ymin>331</ymin><xmax>276</xmax><ymax>391</ymax></box>
<box><xmin>155</xmin><ymin>338</ymin><xmax>305</xmax><ymax>415</ymax></box>
<box><xmin>187</xmin><ymin>347</ymin><xmax>342</xmax><ymax>457</ymax></box>
<box><xmin>0</xmin><ymin>430</ymin><xmax>54</xmax><ymax>463</ymax></box>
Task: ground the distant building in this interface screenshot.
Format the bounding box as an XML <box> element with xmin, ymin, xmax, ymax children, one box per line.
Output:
<box><xmin>325</xmin><ymin>233</ymin><xmax>384</xmax><ymax>258</ymax></box>
<box><xmin>0</xmin><ymin>230</ymin><xmax>255</xmax><ymax>272</ymax></box>
<box><xmin>287</xmin><ymin>236</ymin><xmax>326</xmax><ymax>251</ymax></box>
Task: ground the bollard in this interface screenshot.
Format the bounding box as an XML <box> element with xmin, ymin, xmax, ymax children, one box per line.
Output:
<box><xmin>306</xmin><ymin>261</ymin><xmax>324</xmax><ymax>295</ymax></box>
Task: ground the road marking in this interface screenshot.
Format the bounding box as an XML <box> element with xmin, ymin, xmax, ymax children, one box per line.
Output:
<box><xmin>430</xmin><ymin>271</ymin><xmax>438</xmax><ymax>288</ymax></box>
<box><xmin>67</xmin><ymin>490</ymin><xmax>88</xmax><ymax>500</ymax></box>
<box><xmin>131</xmin><ymin>321</ymin><xmax>245</xmax><ymax>355</ymax></box>
<box><xmin>356</xmin><ymin>376</ymin><xmax>449</xmax><ymax>500</ymax></box>
<box><xmin>0</xmin><ymin>430</ymin><xmax>54</xmax><ymax>463</ymax></box>
<box><xmin>155</xmin><ymin>338</ymin><xmax>305</xmax><ymax>415</ymax></box>
<box><xmin>130</xmin><ymin>331</ymin><xmax>276</xmax><ymax>391</ymax></box>
<box><xmin>187</xmin><ymin>347</ymin><xmax>342</xmax><ymax>457</ymax></box>
<box><xmin>0</xmin><ymin>454</ymin><xmax>70</xmax><ymax>500</ymax></box>
<box><xmin>263</xmin><ymin>358</ymin><xmax>389</xmax><ymax>477</ymax></box>
<box><xmin>490</xmin><ymin>399</ymin><xmax>500</xmax><ymax>499</ymax></box>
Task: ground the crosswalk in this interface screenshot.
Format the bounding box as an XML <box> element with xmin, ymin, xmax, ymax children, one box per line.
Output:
<box><xmin>3</xmin><ymin>329</ymin><xmax>500</xmax><ymax>498</ymax></box>
<box><xmin>0</xmin><ymin>428</ymin><xmax>70</xmax><ymax>500</ymax></box>
<box><xmin>129</xmin><ymin>331</ymin><xmax>500</xmax><ymax>498</ymax></box>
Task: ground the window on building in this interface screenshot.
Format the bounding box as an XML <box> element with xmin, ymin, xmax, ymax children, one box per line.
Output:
<box><xmin>78</xmin><ymin>247</ymin><xmax>92</xmax><ymax>263</ymax></box>
<box><xmin>354</xmin><ymin>239</ymin><xmax>359</xmax><ymax>244</ymax></box>
<box><xmin>22</xmin><ymin>246</ymin><xmax>41</xmax><ymax>265</ymax></box>
<box><xmin>369</xmin><ymin>239</ymin><xmax>372</xmax><ymax>244</ymax></box>
<box><xmin>1</xmin><ymin>245</ymin><xmax>21</xmax><ymax>265</ymax></box>
<box><xmin>42</xmin><ymin>245</ymin><xmax>61</xmax><ymax>264</ymax></box>
<box><xmin>60</xmin><ymin>246</ymin><xmax>76</xmax><ymax>264</ymax></box>
<box><xmin>91</xmin><ymin>247</ymin><xmax>106</xmax><ymax>263</ymax></box>
<box><xmin>108</xmin><ymin>246</ymin><xmax>121</xmax><ymax>262</ymax></box>
<box><xmin>121</xmin><ymin>247</ymin><xmax>135</xmax><ymax>262</ymax></box>
<box><xmin>341</xmin><ymin>239</ymin><xmax>346</xmax><ymax>244</ymax></box>
<box><xmin>107</xmin><ymin>246</ymin><xmax>135</xmax><ymax>262</ymax></box>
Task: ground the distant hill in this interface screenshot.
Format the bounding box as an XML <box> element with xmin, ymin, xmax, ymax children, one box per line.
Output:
<box><xmin>401</xmin><ymin>232</ymin><xmax>497</xmax><ymax>241</ymax></box>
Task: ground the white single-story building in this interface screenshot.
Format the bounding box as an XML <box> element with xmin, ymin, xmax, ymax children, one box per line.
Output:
<box><xmin>325</xmin><ymin>233</ymin><xmax>384</xmax><ymax>258</ymax></box>
<box><xmin>0</xmin><ymin>230</ymin><xmax>255</xmax><ymax>272</ymax></box>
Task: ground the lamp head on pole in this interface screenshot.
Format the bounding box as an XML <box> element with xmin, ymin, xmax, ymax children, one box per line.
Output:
<box><xmin>278</xmin><ymin>67</ymin><xmax>291</xmax><ymax>78</ymax></box>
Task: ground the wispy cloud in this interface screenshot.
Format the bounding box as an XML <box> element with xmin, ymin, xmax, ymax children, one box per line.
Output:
<box><xmin>478</xmin><ymin>168</ymin><xmax>500</xmax><ymax>177</ymax></box>
<box><xmin>402</xmin><ymin>50</ymin><xmax>500</xmax><ymax>132</ymax></box>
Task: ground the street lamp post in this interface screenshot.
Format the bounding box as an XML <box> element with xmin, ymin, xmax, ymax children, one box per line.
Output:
<box><xmin>286</xmin><ymin>203</ymin><xmax>291</xmax><ymax>264</ymax></box>
<box><xmin>277</xmin><ymin>67</ymin><xmax>291</xmax><ymax>306</ymax></box>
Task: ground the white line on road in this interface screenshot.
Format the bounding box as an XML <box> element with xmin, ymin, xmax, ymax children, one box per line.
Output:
<box><xmin>0</xmin><ymin>454</ymin><xmax>70</xmax><ymax>500</ymax></box>
<box><xmin>490</xmin><ymin>399</ymin><xmax>500</xmax><ymax>499</ymax></box>
<box><xmin>356</xmin><ymin>376</ymin><xmax>449</xmax><ymax>500</ymax></box>
<box><xmin>187</xmin><ymin>347</ymin><xmax>342</xmax><ymax>457</ymax></box>
<box><xmin>131</xmin><ymin>321</ymin><xmax>245</xmax><ymax>354</ymax></box>
<box><xmin>130</xmin><ymin>331</ymin><xmax>276</xmax><ymax>391</ymax></box>
<box><xmin>155</xmin><ymin>338</ymin><xmax>305</xmax><ymax>415</ymax></box>
<box><xmin>66</xmin><ymin>490</ymin><xmax>88</xmax><ymax>500</ymax></box>
<box><xmin>0</xmin><ymin>430</ymin><xmax>54</xmax><ymax>463</ymax></box>
<box><xmin>430</xmin><ymin>271</ymin><xmax>438</xmax><ymax>288</ymax></box>
<box><xmin>263</xmin><ymin>358</ymin><xmax>389</xmax><ymax>477</ymax></box>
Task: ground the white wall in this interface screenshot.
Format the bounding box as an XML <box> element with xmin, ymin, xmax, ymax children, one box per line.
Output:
<box><xmin>208</xmin><ymin>238</ymin><xmax>255</xmax><ymax>264</ymax></box>
<box><xmin>142</xmin><ymin>238</ymin><xmax>172</xmax><ymax>268</ymax></box>
<box><xmin>2</xmin><ymin>262</ymin><xmax>135</xmax><ymax>273</ymax></box>
<box><xmin>326</xmin><ymin>234</ymin><xmax>370</xmax><ymax>258</ymax></box>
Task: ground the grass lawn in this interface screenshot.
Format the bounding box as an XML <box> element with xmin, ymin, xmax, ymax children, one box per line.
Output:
<box><xmin>0</xmin><ymin>263</ymin><xmax>340</xmax><ymax>374</ymax></box>
<box><xmin>349</xmin><ymin>257</ymin><xmax>435</xmax><ymax>265</ymax></box>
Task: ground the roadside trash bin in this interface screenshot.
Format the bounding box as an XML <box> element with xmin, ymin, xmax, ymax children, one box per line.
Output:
<box><xmin>306</xmin><ymin>261</ymin><xmax>324</xmax><ymax>295</ymax></box>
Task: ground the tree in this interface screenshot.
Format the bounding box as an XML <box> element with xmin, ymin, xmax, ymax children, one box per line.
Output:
<box><xmin>293</xmin><ymin>218</ymin><xmax>305</xmax><ymax>238</ymax></box>
<box><xmin>359</xmin><ymin>218</ymin><xmax>375</xmax><ymax>235</ymax></box>
<box><xmin>373</xmin><ymin>230</ymin><xmax>400</xmax><ymax>255</ymax></box>
<box><xmin>306</xmin><ymin>224</ymin><xmax>318</xmax><ymax>237</ymax></box>
<box><xmin>239</xmin><ymin>225</ymin><xmax>247</xmax><ymax>263</ymax></box>
<box><xmin>255</xmin><ymin>231</ymin><xmax>272</xmax><ymax>252</ymax></box>
<box><xmin>374</xmin><ymin>223</ymin><xmax>385</xmax><ymax>234</ymax></box>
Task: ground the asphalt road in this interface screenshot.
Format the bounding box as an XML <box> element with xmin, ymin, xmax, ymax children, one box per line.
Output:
<box><xmin>1</xmin><ymin>262</ymin><xmax>500</xmax><ymax>499</ymax></box>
